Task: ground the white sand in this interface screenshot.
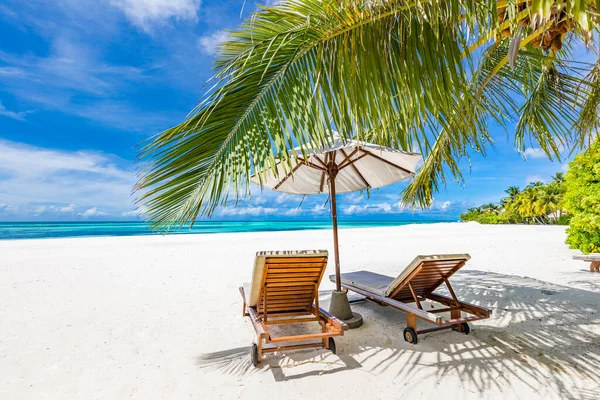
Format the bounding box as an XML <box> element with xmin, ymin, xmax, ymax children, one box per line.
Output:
<box><xmin>1</xmin><ymin>223</ymin><xmax>599</xmax><ymax>399</ymax></box>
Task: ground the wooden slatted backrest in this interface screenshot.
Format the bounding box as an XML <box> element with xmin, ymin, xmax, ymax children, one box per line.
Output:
<box><xmin>385</xmin><ymin>254</ymin><xmax>470</xmax><ymax>301</ymax></box>
<box><xmin>257</xmin><ymin>251</ymin><xmax>328</xmax><ymax>314</ymax></box>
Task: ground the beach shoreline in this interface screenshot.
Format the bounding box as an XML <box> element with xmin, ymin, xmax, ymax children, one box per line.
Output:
<box><xmin>0</xmin><ymin>220</ymin><xmax>458</xmax><ymax>241</ymax></box>
<box><xmin>1</xmin><ymin>223</ymin><xmax>598</xmax><ymax>399</ymax></box>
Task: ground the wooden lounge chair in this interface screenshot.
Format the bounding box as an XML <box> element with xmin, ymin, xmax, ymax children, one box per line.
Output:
<box><xmin>330</xmin><ymin>254</ymin><xmax>491</xmax><ymax>344</ymax></box>
<box><xmin>239</xmin><ymin>250</ymin><xmax>347</xmax><ymax>366</ymax></box>
<box><xmin>573</xmin><ymin>254</ymin><xmax>600</xmax><ymax>272</ymax></box>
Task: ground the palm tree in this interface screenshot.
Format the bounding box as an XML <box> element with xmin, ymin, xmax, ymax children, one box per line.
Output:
<box><xmin>527</xmin><ymin>181</ymin><xmax>546</xmax><ymax>189</ymax></box>
<box><xmin>502</xmin><ymin>185</ymin><xmax>520</xmax><ymax>208</ymax></box>
<box><xmin>135</xmin><ymin>1</ymin><xmax>600</xmax><ymax>228</ymax></box>
<box><xmin>531</xmin><ymin>185</ymin><xmax>564</xmax><ymax>223</ymax></box>
<box><xmin>481</xmin><ymin>203</ymin><xmax>502</xmax><ymax>214</ymax></box>
<box><xmin>505</xmin><ymin>186</ymin><xmax>521</xmax><ymax>201</ymax></box>
<box><xmin>514</xmin><ymin>187</ymin><xmax>540</xmax><ymax>223</ymax></box>
<box><xmin>551</xmin><ymin>172</ymin><xmax>565</xmax><ymax>184</ymax></box>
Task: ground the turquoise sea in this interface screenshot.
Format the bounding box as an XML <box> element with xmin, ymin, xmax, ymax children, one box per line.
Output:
<box><xmin>0</xmin><ymin>220</ymin><xmax>452</xmax><ymax>240</ymax></box>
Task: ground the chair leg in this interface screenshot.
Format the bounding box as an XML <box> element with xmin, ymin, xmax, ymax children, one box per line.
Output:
<box><xmin>406</xmin><ymin>313</ymin><xmax>417</xmax><ymax>330</ymax></box>
<box><xmin>257</xmin><ymin>337</ymin><xmax>263</xmax><ymax>362</ymax></box>
<box><xmin>451</xmin><ymin>309</ymin><xmax>463</xmax><ymax>331</ymax></box>
<box><xmin>319</xmin><ymin>320</ymin><xmax>329</xmax><ymax>349</ymax></box>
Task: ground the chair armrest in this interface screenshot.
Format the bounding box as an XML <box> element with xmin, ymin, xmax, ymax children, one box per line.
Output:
<box><xmin>318</xmin><ymin>307</ymin><xmax>349</xmax><ymax>331</ymax></box>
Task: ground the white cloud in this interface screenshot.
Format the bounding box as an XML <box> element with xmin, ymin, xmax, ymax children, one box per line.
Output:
<box><xmin>121</xmin><ymin>210</ymin><xmax>140</xmax><ymax>217</ymax></box>
<box><xmin>218</xmin><ymin>206</ymin><xmax>279</xmax><ymax>217</ymax></box>
<box><xmin>0</xmin><ymin>37</ymin><xmax>175</xmax><ymax>131</ymax></box>
<box><xmin>525</xmin><ymin>175</ymin><xmax>547</xmax><ymax>185</ymax></box>
<box><xmin>342</xmin><ymin>203</ymin><xmax>393</xmax><ymax>215</ymax></box>
<box><xmin>80</xmin><ymin>207</ymin><xmax>108</xmax><ymax>217</ymax></box>
<box><xmin>0</xmin><ymin>67</ymin><xmax>25</xmax><ymax>77</ymax></box>
<box><xmin>275</xmin><ymin>193</ymin><xmax>303</xmax><ymax>205</ymax></box>
<box><xmin>439</xmin><ymin>201</ymin><xmax>452</xmax><ymax>210</ymax></box>
<box><xmin>252</xmin><ymin>196</ymin><xmax>268</xmax><ymax>205</ymax></box>
<box><xmin>284</xmin><ymin>208</ymin><xmax>302</xmax><ymax>216</ymax></box>
<box><xmin>198</xmin><ymin>30</ymin><xmax>229</xmax><ymax>55</ymax></box>
<box><xmin>0</xmin><ymin>101</ymin><xmax>29</xmax><ymax>121</ymax></box>
<box><xmin>0</xmin><ymin>140</ymin><xmax>130</xmax><ymax>181</ymax></box>
<box><xmin>311</xmin><ymin>204</ymin><xmax>328</xmax><ymax>214</ymax></box>
<box><xmin>33</xmin><ymin>205</ymin><xmax>62</xmax><ymax>215</ymax></box>
<box><xmin>111</xmin><ymin>0</ymin><xmax>201</xmax><ymax>31</ymax></box>
<box><xmin>0</xmin><ymin>36</ymin><xmax>144</xmax><ymax>97</ymax></box>
<box><xmin>344</xmin><ymin>193</ymin><xmax>366</xmax><ymax>204</ymax></box>
<box><xmin>523</xmin><ymin>147</ymin><xmax>546</xmax><ymax>159</ymax></box>
<box><xmin>34</xmin><ymin>205</ymin><xmax>48</xmax><ymax>215</ymax></box>
<box><xmin>0</xmin><ymin>140</ymin><xmax>135</xmax><ymax>218</ymax></box>
<box><xmin>60</xmin><ymin>204</ymin><xmax>77</xmax><ymax>213</ymax></box>
<box><xmin>0</xmin><ymin>203</ymin><xmax>20</xmax><ymax>215</ymax></box>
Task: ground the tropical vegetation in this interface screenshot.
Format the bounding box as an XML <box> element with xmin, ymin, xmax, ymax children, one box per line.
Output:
<box><xmin>135</xmin><ymin>0</ymin><xmax>600</xmax><ymax>229</ymax></box>
<box><xmin>460</xmin><ymin>172</ymin><xmax>570</xmax><ymax>225</ymax></box>
<box><xmin>563</xmin><ymin>139</ymin><xmax>600</xmax><ymax>253</ymax></box>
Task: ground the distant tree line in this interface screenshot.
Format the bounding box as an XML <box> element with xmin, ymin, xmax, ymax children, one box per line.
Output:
<box><xmin>461</xmin><ymin>139</ymin><xmax>599</xmax><ymax>254</ymax></box>
<box><xmin>460</xmin><ymin>172</ymin><xmax>569</xmax><ymax>225</ymax></box>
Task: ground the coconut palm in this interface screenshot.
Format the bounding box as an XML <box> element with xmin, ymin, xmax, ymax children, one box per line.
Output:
<box><xmin>551</xmin><ymin>171</ymin><xmax>565</xmax><ymax>184</ymax></box>
<box><xmin>533</xmin><ymin>184</ymin><xmax>563</xmax><ymax>222</ymax></box>
<box><xmin>505</xmin><ymin>186</ymin><xmax>521</xmax><ymax>200</ymax></box>
<box><xmin>135</xmin><ymin>0</ymin><xmax>600</xmax><ymax>228</ymax></box>
<box><xmin>527</xmin><ymin>181</ymin><xmax>546</xmax><ymax>189</ymax></box>
<box><xmin>516</xmin><ymin>187</ymin><xmax>541</xmax><ymax>222</ymax></box>
<box><xmin>502</xmin><ymin>185</ymin><xmax>521</xmax><ymax>208</ymax></box>
<box><xmin>481</xmin><ymin>203</ymin><xmax>502</xmax><ymax>214</ymax></box>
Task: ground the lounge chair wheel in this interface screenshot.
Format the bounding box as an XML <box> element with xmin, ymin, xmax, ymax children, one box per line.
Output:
<box><xmin>250</xmin><ymin>343</ymin><xmax>259</xmax><ymax>367</ymax></box>
<box><xmin>403</xmin><ymin>327</ymin><xmax>418</xmax><ymax>344</ymax></box>
<box><xmin>452</xmin><ymin>322</ymin><xmax>470</xmax><ymax>335</ymax></box>
<box><xmin>328</xmin><ymin>338</ymin><xmax>337</xmax><ymax>355</ymax></box>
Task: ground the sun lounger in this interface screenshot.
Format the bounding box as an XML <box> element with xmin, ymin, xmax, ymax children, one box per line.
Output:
<box><xmin>330</xmin><ymin>254</ymin><xmax>491</xmax><ymax>344</ymax></box>
<box><xmin>240</xmin><ymin>250</ymin><xmax>347</xmax><ymax>366</ymax></box>
<box><xmin>573</xmin><ymin>254</ymin><xmax>600</xmax><ymax>272</ymax></box>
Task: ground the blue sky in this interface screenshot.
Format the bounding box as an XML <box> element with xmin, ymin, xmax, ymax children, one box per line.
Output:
<box><xmin>0</xmin><ymin>0</ymin><xmax>574</xmax><ymax>222</ymax></box>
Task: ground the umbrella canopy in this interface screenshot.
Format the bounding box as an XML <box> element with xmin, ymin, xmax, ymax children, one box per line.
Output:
<box><xmin>252</xmin><ymin>134</ymin><xmax>421</xmax><ymax>195</ymax></box>
<box><xmin>251</xmin><ymin>133</ymin><xmax>422</xmax><ymax>291</ymax></box>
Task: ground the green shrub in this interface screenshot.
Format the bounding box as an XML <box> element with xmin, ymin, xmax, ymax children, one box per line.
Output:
<box><xmin>555</xmin><ymin>214</ymin><xmax>572</xmax><ymax>226</ymax></box>
<box><xmin>563</xmin><ymin>140</ymin><xmax>600</xmax><ymax>253</ymax></box>
<box><xmin>459</xmin><ymin>210</ymin><xmax>508</xmax><ymax>224</ymax></box>
<box><xmin>459</xmin><ymin>209</ymin><xmax>483</xmax><ymax>222</ymax></box>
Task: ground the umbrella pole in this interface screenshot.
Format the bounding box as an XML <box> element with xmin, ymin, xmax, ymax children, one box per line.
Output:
<box><xmin>327</xmin><ymin>168</ymin><xmax>362</xmax><ymax>328</ymax></box>
<box><xmin>330</xmin><ymin>174</ymin><xmax>341</xmax><ymax>292</ymax></box>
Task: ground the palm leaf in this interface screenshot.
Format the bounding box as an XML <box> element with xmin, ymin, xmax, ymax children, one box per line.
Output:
<box><xmin>136</xmin><ymin>0</ymin><xmax>600</xmax><ymax>228</ymax></box>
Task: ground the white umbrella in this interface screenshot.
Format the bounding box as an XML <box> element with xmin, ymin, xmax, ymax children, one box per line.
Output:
<box><xmin>251</xmin><ymin>133</ymin><xmax>422</xmax><ymax>292</ymax></box>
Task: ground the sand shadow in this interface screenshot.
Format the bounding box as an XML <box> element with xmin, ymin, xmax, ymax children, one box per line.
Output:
<box><xmin>196</xmin><ymin>270</ymin><xmax>599</xmax><ymax>397</ymax></box>
<box><xmin>196</xmin><ymin>343</ymin><xmax>362</xmax><ymax>381</ymax></box>
<box><xmin>335</xmin><ymin>270</ymin><xmax>600</xmax><ymax>398</ymax></box>
<box><xmin>196</xmin><ymin>347</ymin><xmax>256</xmax><ymax>376</ymax></box>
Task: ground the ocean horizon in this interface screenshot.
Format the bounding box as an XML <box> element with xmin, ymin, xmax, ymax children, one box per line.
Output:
<box><xmin>0</xmin><ymin>219</ymin><xmax>456</xmax><ymax>240</ymax></box>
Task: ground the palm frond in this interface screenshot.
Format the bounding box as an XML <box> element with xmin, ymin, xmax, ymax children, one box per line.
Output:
<box><xmin>136</xmin><ymin>0</ymin><xmax>600</xmax><ymax>228</ymax></box>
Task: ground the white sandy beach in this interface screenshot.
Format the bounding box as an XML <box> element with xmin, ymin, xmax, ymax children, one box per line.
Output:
<box><xmin>1</xmin><ymin>222</ymin><xmax>599</xmax><ymax>399</ymax></box>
